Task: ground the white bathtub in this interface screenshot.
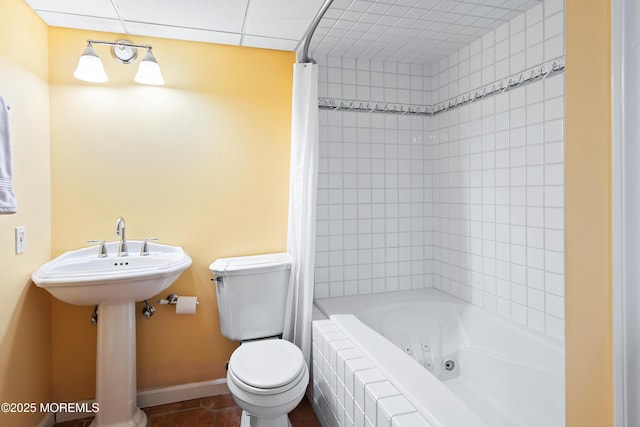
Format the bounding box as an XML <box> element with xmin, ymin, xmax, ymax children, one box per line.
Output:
<box><xmin>311</xmin><ymin>288</ymin><xmax>565</xmax><ymax>427</ymax></box>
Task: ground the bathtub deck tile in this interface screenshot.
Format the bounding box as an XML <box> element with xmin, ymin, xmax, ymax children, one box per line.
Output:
<box><xmin>354</xmin><ymin>401</ymin><xmax>366</xmax><ymax>427</ymax></box>
<box><xmin>330</xmin><ymin>339</ymin><xmax>355</xmax><ymax>372</ymax></box>
<box><xmin>344</xmin><ymin>388</ymin><xmax>356</xmax><ymax>421</ymax></box>
<box><xmin>364</xmin><ymin>381</ymin><xmax>401</xmax><ymax>425</ymax></box>
<box><xmin>336</xmin><ymin>400</ymin><xmax>346</xmax><ymax>426</ymax></box>
<box><xmin>391</xmin><ymin>412</ymin><xmax>433</xmax><ymax>427</ymax></box>
<box><xmin>313</xmin><ymin>319</ymin><xmax>340</xmax><ymax>334</ymax></box>
<box><xmin>313</xmin><ymin>342</ymin><xmax>322</xmax><ymax>364</ymax></box>
<box><xmin>337</xmin><ymin>347</ymin><xmax>365</xmax><ymax>380</ymax></box>
<box><xmin>344</xmin><ymin>357</ymin><xmax>375</xmax><ymax>395</ymax></box>
<box><xmin>329</xmin><ymin>363</ymin><xmax>338</xmax><ymax>395</ymax></box>
<box><xmin>354</xmin><ymin>368</ymin><xmax>386</xmax><ymax>411</ymax></box>
<box><xmin>377</xmin><ymin>396</ymin><xmax>416</xmax><ymax>427</ymax></box>
<box><xmin>321</xmin><ymin>352</ymin><xmax>331</xmax><ymax>379</ymax></box>
<box><xmin>337</xmin><ymin>376</ymin><xmax>346</xmax><ymax>405</ymax></box>
<box><xmin>344</xmin><ymin>412</ymin><xmax>356</xmax><ymax>427</ymax></box>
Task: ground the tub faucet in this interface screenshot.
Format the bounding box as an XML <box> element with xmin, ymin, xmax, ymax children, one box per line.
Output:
<box><xmin>115</xmin><ymin>216</ymin><xmax>128</xmax><ymax>257</ymax></box>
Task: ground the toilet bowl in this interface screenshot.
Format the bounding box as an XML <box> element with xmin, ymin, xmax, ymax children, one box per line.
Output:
<box><xmin>226</xmin><ymin>339</ymin><xmax>308</xmax><ymax>427</ymax></box>
<box><xmin>209</xmin><ymin>253</ymin><xmax>309</xmax><ymax>427</ymax></box>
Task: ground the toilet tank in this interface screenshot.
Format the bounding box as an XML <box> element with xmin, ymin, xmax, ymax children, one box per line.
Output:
<box><xmin>209</xmin><ymin>253</ymin><xmax>292</xmax><ymax>341</ymax></box>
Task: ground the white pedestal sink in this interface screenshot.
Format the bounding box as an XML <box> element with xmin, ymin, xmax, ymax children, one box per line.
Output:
<box><xmin>32</xmin><ymin>240</ymin><xmax>192</xmax><ymax>427</ymax></box>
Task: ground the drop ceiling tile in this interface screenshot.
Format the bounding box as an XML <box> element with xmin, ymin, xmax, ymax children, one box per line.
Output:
<box><xmin>241</xmin><ymin>35</ymin><xmax>298</xmax><ymax>51</ymax></box>
<box><xmin>25</xmin><ymin>0</ymin><xmax>118</xmax><ymax>18</ymax></box>
<box><xmin>35</xmin><ymin>11</ymin><xmax>126</xmax><ymax>34</ymax></box>
<box><xmin>116</xmin><ymin>0</ymin><xmax>249</xmax><ymax>33</ymax></box>
<box><xmin>23</xmin><ymin>0</ymin><xmax>547</xmax><ymax>66</ymax></box>
<box><xmin>244</xmin><ymin>0</ymin><xmax>325</xmax><ymax>41</ymax></box>
<box><xmin>124</xmin><ymin>21</ymin><xmax>242</xmax><ymax>46</ymax></box>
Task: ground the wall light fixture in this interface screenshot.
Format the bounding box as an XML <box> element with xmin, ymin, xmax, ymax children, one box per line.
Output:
<box><xmin>74</xmin><ymin>39</ymin><xmax>165</xmax><ymax>86</ymax></box>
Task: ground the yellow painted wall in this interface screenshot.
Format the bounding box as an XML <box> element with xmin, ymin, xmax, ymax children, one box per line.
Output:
<box><xmin>0</xmin><ymin>0</ymin><xmax>618</xmax><ymax>423</ymax></box>
<box><xmin>0</xmin><ymin>0</ymin><xmax>52</xmax><ymax>426</ymax></box>
<box><xmin>48</xmin><ymin>27</ymin><xmax>294</xmax><ymax>400</ymax></box>
<box><xmin>565</xmin><ymin>1</ymin><xmax>613</xmax><ymax>426</ymax></box>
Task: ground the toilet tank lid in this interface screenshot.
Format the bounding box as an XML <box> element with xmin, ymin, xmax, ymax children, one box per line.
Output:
<box><xmin>209</xmin><ymin>252</ymin><xmax>292</xmax><ymax>276</ymax></box>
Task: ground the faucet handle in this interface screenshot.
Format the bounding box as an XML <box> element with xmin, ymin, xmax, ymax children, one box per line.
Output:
<box><xmin>88</xmin><ymin>240</ymin><xmax>108</xmax><ymax>258</ymax></box>
<box><xmin>140</xmin><ymin>238</ymin><xmax>159</xmax><ymax>256</ymax></box>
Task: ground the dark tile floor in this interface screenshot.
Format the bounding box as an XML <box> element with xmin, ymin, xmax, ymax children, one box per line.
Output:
<box><xmin>53</xmin><ymin>394</ymin><xmax>321</xmax><ymax>427</ymax></box>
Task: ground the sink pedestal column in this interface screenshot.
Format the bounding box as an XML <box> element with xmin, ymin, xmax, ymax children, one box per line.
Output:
<box><xmin>90</xmin><ymin>302</ymin><xmax>147</xmax><ymax>427</ymax></box>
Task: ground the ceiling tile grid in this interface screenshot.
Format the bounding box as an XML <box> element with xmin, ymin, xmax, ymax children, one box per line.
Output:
<box><xmin>24</xmin><ymin>0</ymin><xmax>324</xmax><ymax>51</ymax></box>
<box><xmin>23</xmin><ymin>0</ymin><xmax>546</xmax><ymax>66</ymax></box>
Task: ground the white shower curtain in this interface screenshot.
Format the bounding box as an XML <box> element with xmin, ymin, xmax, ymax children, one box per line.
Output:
<box><xmin>283</xmin><ymin>62</ymin><xmax>319</xmax><ymax>366</ymax></box>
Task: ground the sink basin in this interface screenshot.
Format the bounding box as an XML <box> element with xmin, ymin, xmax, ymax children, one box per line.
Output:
<box><xmin>32</xmin><ymin>240</ymin><xmax>192</xmax><ymax>305</ymax></box>
<box><xmin>32</xmin><ymin>239</ymin><xmax>192</xmax><ymax>427</ymax></box>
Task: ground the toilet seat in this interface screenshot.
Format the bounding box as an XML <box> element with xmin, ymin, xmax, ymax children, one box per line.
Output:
<box><xmin>228</xmin><ymin>340</ymin><xmax>306</xmax><ymax>395</ymax></box>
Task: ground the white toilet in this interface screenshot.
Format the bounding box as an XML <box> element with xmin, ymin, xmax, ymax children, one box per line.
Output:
<box><xmin>209</xmin><ymin>253</ymin><xmax>308</xmax><ymax>427</ymax></box>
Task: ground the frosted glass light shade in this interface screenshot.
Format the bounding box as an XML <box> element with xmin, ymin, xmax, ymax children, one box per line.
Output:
<box><xmin>134</xmin><ymin>49</ymin><xmax>165</xmax><ymax>86</ymax></box>
<box><xmin>73</xmin><ymin>44</ymin><xmax>108</xmax><ymax>83</ymax></box>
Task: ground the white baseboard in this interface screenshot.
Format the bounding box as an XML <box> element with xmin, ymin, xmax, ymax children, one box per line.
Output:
<box><xmin>53</xmin><ymin>378</ymin><xmax>229</xmax><ymax>423</ymax></box>
<box><xmin>137</xmin><ymin>378</ymin><xmax>229</xmax><ymax>408</ymax></box>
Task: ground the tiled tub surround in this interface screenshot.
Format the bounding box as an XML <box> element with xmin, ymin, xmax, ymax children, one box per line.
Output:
<box><xmin>315</xmin><ymin>109</ymin><xmax>434</xmax><ymax>299</ymax></box>
<box><xmin>312</xmin><ymin>289</ymin><xmax>564</xmax><ymax>427</ymax></box>
<box><xmin>311</xmin><ymin>319</ymin><xmax>439</xmax><ymax>427</ymax></box>
<box><xmin>314</xmin><ymin>0</ymin><xmax>565</xmax><ymax>341</ymax></box>
<box><xmin>429</xmin><ymin>1</ymin><xmax>565</xmax><ymax>340</ymax></box>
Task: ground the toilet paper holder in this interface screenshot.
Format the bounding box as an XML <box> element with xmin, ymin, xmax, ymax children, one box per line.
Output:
<box><xmin>158</xmin><ymin>293</ymin><xmax>200</xmax><ymax>306</ymax></box>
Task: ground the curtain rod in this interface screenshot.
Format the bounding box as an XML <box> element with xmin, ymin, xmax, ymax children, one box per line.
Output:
<box><xmin>319</xmin><ymin>56</ymin><xmax>565</xmax><ymax>116</ymax></box>
<box><xmin>297</xmin><ymin>0</ymin><xmax>334</xmax><ymax>64</ymax></box>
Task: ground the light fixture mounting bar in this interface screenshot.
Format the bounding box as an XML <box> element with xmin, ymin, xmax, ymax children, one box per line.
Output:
<box><xmin>87</xmin><ymin>39</ymin><xmax>152</xmax><ymax>50</ymax></box>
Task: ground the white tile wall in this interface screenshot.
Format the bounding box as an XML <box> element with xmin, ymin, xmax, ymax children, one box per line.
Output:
<box><xmin>316</xmin><ymin>57</ymin><xmax>434</xmax><ymax>299</ymax></box>
<box><xmin>429</xmin><ymin>0</ymin><xmax>565</xmax><ymax>340</ymax></box>
<box><xmin>312</xmin><ymin>319</ymin><xmax>433</xmax><ymax>427</ymax></box>
<box><xmin>314</xmin><ymin>0</ymin><xmax>564</xmax><ymax>341</ymax></box>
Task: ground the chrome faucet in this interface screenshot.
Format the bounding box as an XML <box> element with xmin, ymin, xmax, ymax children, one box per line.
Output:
<box><xmin>115</xmin><ymin>216</ymin><xmax>128</xmax><ymax>257</ymax></box>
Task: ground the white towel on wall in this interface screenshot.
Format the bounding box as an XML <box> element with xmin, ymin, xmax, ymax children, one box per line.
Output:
<box><xmin>0</xmin><ymin>96</ymin><xmax>16</xmax><ymax>214</ymax></box>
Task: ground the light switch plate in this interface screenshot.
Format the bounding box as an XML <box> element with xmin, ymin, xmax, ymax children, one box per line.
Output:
<box><xmin>15</xmin><ymin>226</ymin><xmax>24</xmax><ymax>254</ymax></box>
